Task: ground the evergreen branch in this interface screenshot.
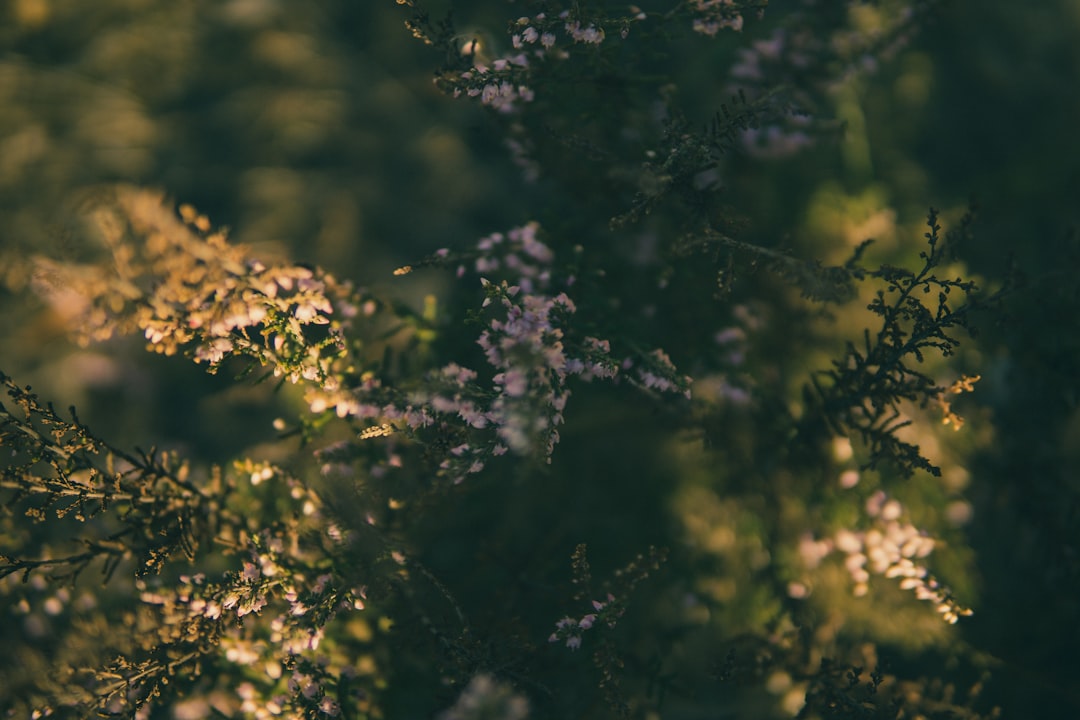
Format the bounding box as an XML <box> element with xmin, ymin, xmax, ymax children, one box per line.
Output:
<box><xmin>802</xmin><ymin>207</ymin><xmax>1003</xmax><ymax>476</ymax></box>
<box><xmin>1</xmin><ymin>371</ymin><xmax>236</xmax><ymax>582</ymax></box>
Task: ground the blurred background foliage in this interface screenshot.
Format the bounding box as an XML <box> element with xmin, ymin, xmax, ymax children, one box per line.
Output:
<box><xmin>1</xmin><ymin>0</ymin><xmax>1079</xmax><ymax>717</ymax></box>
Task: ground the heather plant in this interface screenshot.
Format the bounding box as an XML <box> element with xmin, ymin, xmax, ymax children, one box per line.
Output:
<box><xmin>2</xmin><ymin>1</ymin><xmax>1071</xmax><ymax>719</ymax></box>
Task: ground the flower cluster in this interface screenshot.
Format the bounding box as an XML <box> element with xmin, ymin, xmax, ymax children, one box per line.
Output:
<box><xmin>561</xmin><ymin>18</ymin><xmax>606</xmax><ymax>45</ymax></box>
<box><xmin>727</xmin><ymin>2</ymin><xmax>926</xmax><ymax>101</ymax></box>
<box><xmin>459</xmin><ymin>223</ymin><xmax>684</xmax><ymax>464</ymax></box>
<box><xmin>634</xmin><ymin>348</ymin><xmax>693</xmax><ymax>399</ymax></box>
<box><xmin>478</xmin><ymin>278</ymin><xmax>578</xmax><ymax>456</ymax></box>
<box><xmin>799</xmin><ymin>490</ymin><xmax>973</xmax><ymax>624</ymax></box>
<box><xmin>512</xmin><ymin>9</ymin><xmax>609</xmax><ymax>50</ymax></box>
<box><xmin>429</xmin><ymin>223</ymin><xmax>622</xmax><ymax>473</ymax></box>
<box><xmin>690</xmin><ymin>0</ymin><xmax>746</xmax><ymax>36</ymax></box>
<box><xmin>305</xmin><ymin>221</ymin><xmax>687</xmax><ymax>480</ymax></box>
<box><xmin>719</xmin><ymin>2</ymin><xmax>930</xmax><ymax>160</ymax></box>
<box><xmin>437</xmin><ymin>7</ymin><xmax>622</xmax><ymax>112</ymax></box>
<box><xmin>548</xmin><ymin>594</ymin><xmax>617</xmax><ymax>650</ymax></box>
<box><xmin>453</xmin><ymin>59</ymin><xmax>535</xmax><ymax>114</ymax></box>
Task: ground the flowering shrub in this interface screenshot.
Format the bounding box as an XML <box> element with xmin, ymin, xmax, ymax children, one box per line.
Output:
<box><xmin>4</xmin><ymin>1</ymin><xmax>1071</xmax><ymax>719</ymax></box>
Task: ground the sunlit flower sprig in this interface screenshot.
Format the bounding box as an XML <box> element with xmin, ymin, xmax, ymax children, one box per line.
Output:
<box><xmin>0</xmin><ymin>441</ymin><xmax>370</xmax><ymax>717</ymax></box>
<box><xmin>130</xmin><ymin>569</ymin><xmax>369</xmax><ymax>720</ymax></box>
<box><xmin>31</xmin><ymin>187</ymin><xmax>366</xmax><ymax>388</ymax></box>
<box><xmin>117</xmin><ymin>463</ymin><xmax>372</xmax><ymax>719</ymax></box>
<box><xmin>799</xmin><ymin>490</ymin><xmax>973</xmax><ymax>624</ymax></box>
